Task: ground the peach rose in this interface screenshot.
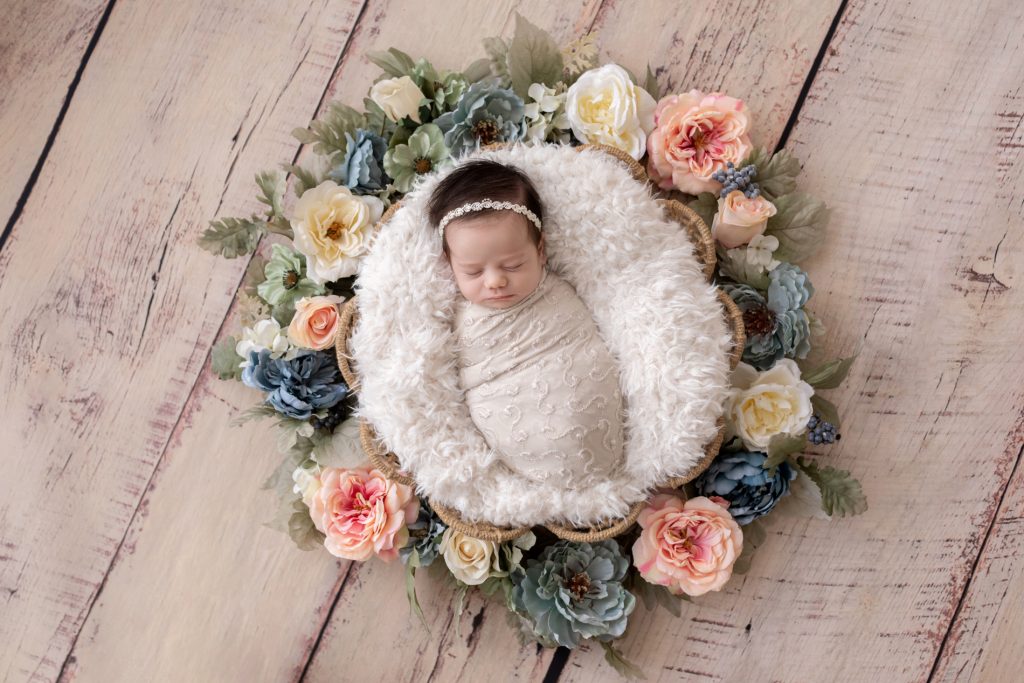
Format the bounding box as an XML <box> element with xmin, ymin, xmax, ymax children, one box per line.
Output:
<box><xmin>308</xmin><ymin>466</ymin><xmax>419</xmax><ymax>562</ymax></box>
<box><xmin>632</xmin><ymin>494</ymin><xmax>743</xmax><ymax>596</ymax></box>
<box><xmin>646</xmin><ymin>90</ymin><xmax>752</xmax><ymax>194</ymax></box>
<box><xmin>288</xmin><ymin>295</ymin><xmax>345</xmax><ymax>350</ymax></box>
<box><xmin>711</xmin><ymin>190</ymin><xmax>778</xmax><ymax>248</ymax></box>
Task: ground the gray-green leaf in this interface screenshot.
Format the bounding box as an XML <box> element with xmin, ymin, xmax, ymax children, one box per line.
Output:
<box><xmin>211</xmin><ymin>336</ymin><xmax>243</xmax><ymax>379</ymax></box>
<box><xmin>366</xmin><ymin>47</ymin><xmax>416</xmax><ymax>78</ymax></box>
<box><xmin>765</xmin><ymin>432</ymin><xmax>806</xmax><ymax>475</ymax></box>
<box><xmin>198</xmin><ymin>216</ymin><xmax>265</xmax><ymax>258</ymax></box>
<box><xmin>741</xmin><ymin>148</ymin><xmax>801</xmax><ymax>201</ymax></box>
<box><xmin>643</xmin><ymin>63</ymin><xmax>660</xmax><ymax>101</ymax></box>
<box><xmin>292</xmin><ymin>101</ymin><xmax>366</xmax><ymax>159</ymax></box>
<box><xmin>462</xmin><ymin>56</ymin><xmax>494</xmax><ymax>83</ymax></box>
<box><xmin>482</xmin><ymin>36</ymin><xmax>510</xmax><ymax>85</ymax></box>
<box><xmin>507</xmin><ymin>13</ymin><xmax>563</xmax><ymax>99</ymax></box>
<box><xmin>810</xmin><ymin>394</ymin><xmax>842</xmax><ymax>429</ymax></box>
<box><xmin>764</xmin><ymin>192</ymin><xmax>830</xmax><ymax>262</ymax></box>
<box><xmin>287</xmin><ymin>497</ymin><xmax>325</xmax><ymax>551</ymax></box>
<box><xmin>794</xmin><ymin>456</ymin><xmax>867</xmax><ymax>517</ymax></box>
<box><xmin>803</xmin><ymin>355</ymin><xmax>857</xmax><ymax>390</ymax></box>
<box><xmin>281</xmin><ymin>162</ymin><xmax>322</xmax><ymax>198</ymax></box>
<box><xmin>600</xmin><ymin>641</ymin><xmax>648</xmax><ymax>680</ymax></box>
<box><xmin>255</xmin><ymin>170</ymin><xmax>285</xmax><ymax>218</ymax></box>
<box><xmin>688</xmin><ymin>192</ymin><xmax>719</xmax><ymax>228</ymax></box>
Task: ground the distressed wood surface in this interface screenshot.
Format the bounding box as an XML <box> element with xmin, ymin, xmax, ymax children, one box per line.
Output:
<box><xmin>561</xmin><ymin>0</ymin><xmax>1024</xmax><ymax>679</ymax></box>
<box><xmin>0</xmin><ymin>0</ymin><xmax>364</xmax><ymax>680</ymax></box>
<box><xmin>2</xmin><ymin>0</ymin><xmax>1022</xmax><ymax>681</ymax></box>
<box><xmin>0</xmin><ymin>0</ymin><xmax>109</xmax><ymax>233</ymax></box>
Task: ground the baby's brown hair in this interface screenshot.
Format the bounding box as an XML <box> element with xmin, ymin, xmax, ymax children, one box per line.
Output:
<box><xmin>427</xmin><ymin>159</ymin><xmax>544</xmax><ymax>258</ymax></box>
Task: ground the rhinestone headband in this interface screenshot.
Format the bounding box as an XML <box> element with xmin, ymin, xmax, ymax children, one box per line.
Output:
<box><xmin>437</xmin><ymin>199</ymin><xmax>542</xmax><ymax>239</ymax></box>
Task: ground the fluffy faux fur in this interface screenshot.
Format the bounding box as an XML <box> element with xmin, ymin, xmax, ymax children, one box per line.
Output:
<box><xmin>349</xmin><ymin>144</ymin><xmax>732</xmax><ymax>528</ymax></box>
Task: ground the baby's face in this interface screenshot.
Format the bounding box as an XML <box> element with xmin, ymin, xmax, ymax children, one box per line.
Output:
<box><xmin>445</xmin><ymin>211</ymin><xmax>546</xmax><ymax>309</ymax></box>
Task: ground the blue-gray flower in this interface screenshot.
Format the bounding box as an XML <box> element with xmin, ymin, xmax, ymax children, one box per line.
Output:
<box><xmin>435</xmin><ymin>81</ymin><xmax>527</xmax><ymax>157</ymax></box>
<box><xmin>510</xmin><ymin>539</ymin><xmax>636</xmax><ymax>648</ymax></box>
<box><xmin>242</xmin><ymin>349</ymin><xmax>347</xmax><ymax>420</ymax></box>
<box><xmin>399</xmin><ymin>500</ymin><xmax>447</xmax><ymax>567</ymax></box>
<box><xmin>725</xmin><ymin>282</ymin><xmax>811</xmax><ymax>370</ymax></box>
<box><xmin>328</xmin><ymin>128</ymin><xmax>390</xmax><ymax>195</ymax></box>
<box><xmin>694</xmin><ymin>450</ymin><xmax>797</xmax><ymax>525</ymax></box>
<box><xmin>767</xmin><ymin>262</ymin><xmax>814</xmax><ymax>313</ymax></box>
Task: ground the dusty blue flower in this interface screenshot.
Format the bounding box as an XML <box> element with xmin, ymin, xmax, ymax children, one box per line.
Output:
<box><xmin>242</xmin><ymin>349</ymin><xmax>347</xmax><ymax>420</ymax></box>
<box><xmin>399</xmin><ymin>500</ymin><xmax>447</xmax><ymax>567</ymax></box>
<box><xmin>435</xmin><ymin>81</ymin><xmax>527</xmax><ymax>157</ymax></box>
<box><xmin>510</xmin><ymin>539</ymin><xmax>636</xmax><ymax>648</ymax></box>
<box><xmin>725</xmin><ymin>283</ymin><xmax>811</xmax><ymax>370</ymax></box>
<box><xmin>767</xmin><ymin>262</ymin><xmax>814</xmax><ymax>313</ymax></box>
<box><xmin>694</xmin><ymin>451</ymin><xmax>797</xmax><ymax>525</ymax></box>
<box><xmin>328</xmin><ymin>129</ymin><xmax>390</xmax><ymax>195</ymax></box>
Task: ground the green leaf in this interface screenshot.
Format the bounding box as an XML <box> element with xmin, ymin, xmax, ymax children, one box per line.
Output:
<box><xmin>600</xmin><ymin>641</ymin><xmax>647</xmax><ymax>680</ymax></box>
<box><xmin>281</xmin><ymin>163</ymin><xmax>322</xmax><ymax>198</ymax></box>
<box><xmin>482</xmin><ymin>36</ymin><xmax>510</xmax><ymax>85</ymax></box>
<box><xmin>794</xmin><ymin>456</ymin><xmax>868</xmax><ymax>518</ymax></box>
<box><xmin>507</xmin><ymin>13</ymin><xmax>563</xmax><ymax>99</ymax></box>
<box><xmin>688</xmin><ymin>192</ymin><xmax>719</xmax><ymax>228</ymax></box>
<box><xmin>732</xmin><ymin>519</ymin><xmax>767</xmax><ymax>575</ymax></box>
<box><xmin>231</xmin><ymin>403</ymin><xmax>278</xmax><ymax>427</ymax></box>
<box><xmin>643</xmin><ymin>63</ymin><xmax>660</xmax><ymax>101</ymax></box>
<box><xmin>802</xmin><ymin>355</ymin><xmax>857</xmax><ymax>390</ymax></box>
<box><xmin>261</xmin><ymin>445</ymin><xmax>311</xmax><ymax>498</ymax></box>
<box><xmin>404</xmin><ymin>551</ymin><xmax>432</xmax><ymax>633</ymax></box>
<box><xmin>198</xmin><ymin>216</ymin><xmax>265</xmax><ymax>258</ymax></box>
<box><xmin>810</xmin><ymin>394</ymin><xmax>842</xmax><ymax>430</ymax></box>
<box><xmin>255</xmin><ymin>170</ymin><xmax>285</xmax><ymax>218</ymax></box>
<box><xmin>241</xmin><ymin>253</ymin><xmax>268</xmax><ymax>297</ymax></box>
<box><xmin>764</xmin><ymin>192</ymin><xmax>830</xmax><ymax>262</ymax></box>
<box><xmin>287</xmin><ymin>497</ymin><xmax>325</xmax><ymax>551</ymax></box>
<box><xmin>292</xmin><ymin>101</ymin><xmax>366</xmax><ymax>159</ymax></box>
<box><xmin>264</xmin><ymin>215</ymin><xmax>293</xmax><ymax>239</ymax></box>
<box><xmin>462</xmin><ymin>56</ymin><xmax>493</xmax><ymax>83</ymax></box>
<box><xmin>741</xmin><ymin>148</ymin><xmax>801</xmax><ymax>201</ymax></box>
<box><xmin>764</xmin><ymin>433</ymin><xmax>806</xmax><ymax>475</ymax></box>
<box><xmin>366</xmin><ymin>47</ymin><xmax>416</xmax><ymax>78</ymax></box>
<box><xmin>453</xmin><ymin>582</ymin><xmax>470</xmax><ymax>640</ymax></box>
<box><xmin>211</xmin><ymin>336</ymin><xmax>243</xmax><ymax>380</ymax></box>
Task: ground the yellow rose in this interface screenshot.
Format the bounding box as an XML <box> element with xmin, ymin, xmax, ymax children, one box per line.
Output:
<box><xmin>291</xmin><ymin>180</ymin><xmax>383</xmax><ymax>284</ymax></box>
<box><xmin>438</xmin><ymin>527</ymin><xmax>501</xmax><ymax>586</ymax></box>
<box><xmin>711</xmin><ymin>190</ymin><xmax>778</xmax><ymax>248</ymax></box>
<box><xmin>565</xmin><ymin>64</ymin><xmax>656</xmax><ymax>160</ymax></box>
<box><xmin>726</xmin><ymin>359</ymin><xmax>814</xmax><ymax>451</ymax></box>
<box><xmin>369</xmin><ymin>75</ymin><xmax>424</xmax><ymax>124</ymax></box>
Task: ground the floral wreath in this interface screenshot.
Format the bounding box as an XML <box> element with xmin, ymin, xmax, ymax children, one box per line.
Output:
<box><xmin>199</xmin><ymin>14</ymin><xmax>866</xmax><ymax>677</ymax></box>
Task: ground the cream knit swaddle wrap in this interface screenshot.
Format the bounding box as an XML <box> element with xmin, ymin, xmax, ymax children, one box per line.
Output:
<box><xmin>454</xmin><ymin>269</ymin><xmax>626</xmax><ymax>488</ymax></box>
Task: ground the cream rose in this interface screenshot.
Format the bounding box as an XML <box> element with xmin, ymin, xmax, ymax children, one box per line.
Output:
<box><xmin>711</xmin><ymin>190</ymin><xmax>778</xmax><ymax>248</ymax></box>
<box><xmin>726</xmin><ymin>359</ymin><xmax>814</xmax><ymax>451</ymax></box>
<box><xmin>565</xmin><ymin>64</ymin><xmax>656</xmax><ymax>160</ymax></box>
<box><xmin>438</xmin><ymin>527</ymin><xmax>501</xmax><ymax>586</ymax></box>
<box><xmin>369</xmin><ymin>75</ymin><xmax>424</xmax><ymax>124</ymax></box>
<box><xmin>291</xmin><ymin>180</ymin><xmax>383</xmax><ymax>284</ymax></box>
<box><xmin>288</xmin><ymin>295</ymin><xmax>345</xmax><ymax>350</ymax></box>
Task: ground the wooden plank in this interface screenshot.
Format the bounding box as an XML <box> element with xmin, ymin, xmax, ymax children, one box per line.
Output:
<box><xmin>0</xmin><ymin>0</ymin><xmax>365</xmax><ymax>680</ymax></box>
<box><xmin>0</xmin><ymin>0</ymin><xmax>108</xmax><ymax>235</ymax></box>
<box><xmin>559</xmin><ymin>0</ymin><xmax>1024</xmax><ymax>679</ymax></box>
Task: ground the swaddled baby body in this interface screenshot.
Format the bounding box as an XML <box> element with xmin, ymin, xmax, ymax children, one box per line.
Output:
<box><xmin>429</xmin><ymin>160</ymin><xmax>625</xmax><ymax>488</ymax></box>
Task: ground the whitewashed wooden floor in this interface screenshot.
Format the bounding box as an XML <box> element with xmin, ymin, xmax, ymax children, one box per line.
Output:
<box><xmin>1</xmin><ymin>1</ymin><xmax>1022</xmax><ymax>681</ymax></box>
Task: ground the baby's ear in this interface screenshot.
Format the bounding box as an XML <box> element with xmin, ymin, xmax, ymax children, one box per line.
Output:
<box><xmin>538</xmin><ymin>235</ymin><xmax>547</xmax><ymax>264</ymax></box>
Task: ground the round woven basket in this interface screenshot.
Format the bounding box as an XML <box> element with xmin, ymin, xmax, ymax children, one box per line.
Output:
<box><xmin>334</xmin><ymin>144</ymin><xmax>745</xmax><ymax>543</ymax></box>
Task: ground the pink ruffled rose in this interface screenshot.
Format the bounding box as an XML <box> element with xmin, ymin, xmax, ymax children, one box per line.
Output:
<box><xmin>288</xmin><ymin>295</ymin><xmax>345</xmax><ymax>350</ymax></box>
<box><xmin>711</xmin><ymin>190</ymin><xmax>778</xmax><ymax>248</ymax></box>
<box><xmin>632</xmin><ymin>494</ymin><xmax>743</xmax><ymax>596</ymax></box>
<box><xmin>646</xmin><ymin>90</ymin><xmax>753</xmax><ymax>195</ymax></box>
<box><xmin>308</xmin><ymin>466</ymin><xmax>419</xmax><ymax>562</ymax></box>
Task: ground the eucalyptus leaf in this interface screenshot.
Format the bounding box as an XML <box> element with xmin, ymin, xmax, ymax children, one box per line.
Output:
<box><xmin>507</xmin><ymin>13</ymin><xmax>563</xmax><ymax>99</ymax></box>
<box><xmin>688</xmin><ymin>192</ymin><xmax>719</xmax><ymax>228</ymax></box>
<box><xmin>600</xmin><ymin>641</ymin><xmax>648</xmax><ymax>680</ymax></box>
<box><xmin>255</xmin><ymin>170</ymin><xmax>285</xmax><ymax>218</ymax></box>
<box><xmin>281</xmin><ymin>163</ymin><xmax>321</xmax><ymax>198</ymax></box>
<box><xmin>764</xmin><ymin>192</ymin><xmax>830</xmax><ymax>262</ymax></box>
<box><xmin>292</xmin><ymin>101</ymin><xmax>365</xmax><ymax>159</ymax></box>
<box><xmin>810</xmin><ymin>394</ymin><xmax>842</xmax><ymax>430</ymax></box>
<box><xmin>366</xmin><ymin>47</ymin><xmax>417</xmax><ymax>78</ymax></box>
<box><xmin>764</xmin><ymin>432</ymin><xmax>806</xmax><ymax>475</ymax></box>
<box><xmin>211</xmin><ymin>336</ymin><xmax>243</xmax><ymax>380</ymax></box>
<box><xmin>198</xmin><ymin>216</ymin><xmax>265</xmax><ymax>258</ymax></box>
<box><xmin>794</xmin><ymin>456</ymin><xmax>867</xmax><ymax>518</ymax></box>
<box><xmin>741</xmin><ymin>148</ymin><xmax>801</xmax><ymax>201</ymax></box>
<box><xmin>803</xmin><ymin>355</ymin><xmax>857</xmax><ymax>390</ymax></box>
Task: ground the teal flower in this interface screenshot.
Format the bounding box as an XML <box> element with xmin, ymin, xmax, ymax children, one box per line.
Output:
<box><xmin>328</xmin><ymin>129</ymin><xmax>390</xmax><ymax>195</ymax></box>
<box><xmin>435</xmin><ymin>81</ymin><xmax>527</xmax><ymax>157</ymax></box>
<box><xmin>257</xmin><ymin>244</ymin><xmax>325</xmax><ymax>316</ymax></box>
<box><xmin>768</xmin><ymin>262</ymin><xmax>814</xmax><ymax>313</ymax></box>
<box><xmin>383</xmin><ymin>123</ymin><xmax>451</xmax><ymax>193</ymax></box>
<box><xmin>725</xmin><ymin>283</ymin><xmax>811</xmax><ymax>370</ymax></box>
<box><xmin>510</xmin><ymin>539</ymin><xmax>636</xmax><ymax>648</ymax></box>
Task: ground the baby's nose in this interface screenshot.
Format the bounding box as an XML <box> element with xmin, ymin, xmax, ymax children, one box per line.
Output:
<box><xmin>485</xmin><ymin>271</ymin><xmax>507</xmax><ymax>289</ymax></box>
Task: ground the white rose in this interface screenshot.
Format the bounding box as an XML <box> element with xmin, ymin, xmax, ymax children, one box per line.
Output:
<box><xmin>565</xmin><ymin>64</ymin><xmax>656</xmax><ymax>160</ymax></box>
<box><xmin>369</xmin><ymin>75</ymin><xmax>424</xmax><ymax>124</ymax></box>
<box><xmin>235</xmin><ymin>318</ymin><xmax>293</xmax><ymax>366</ymax></box>
<box><xmin>438</xmin><ymin>527</ymin><xmax>501</xmax><ymax>586</ymax></box>
<box><xmin>726</xmin><ymin>359</ymin><xmax>814</xmax><ymax>451</ymax></box>
<box><xmin>291</xmin><ymin>180</ymin><xmax>384</xmax><ymax>284</ymax></box>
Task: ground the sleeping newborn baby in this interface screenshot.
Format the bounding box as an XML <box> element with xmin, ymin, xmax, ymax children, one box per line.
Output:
<box><xmin>428</xmin><ymin>159</ymin><xmax>625</xmax><ymax>489</ymax></box>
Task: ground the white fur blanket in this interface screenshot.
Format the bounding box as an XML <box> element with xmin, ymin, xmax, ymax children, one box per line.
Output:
<box><xmin>350</xmin><ymin>144</ymin><xmax>732</xmax><ymax>528</ymax></box>
<box><xmin>455</xmin><ymin>268</ymin><xmax>626</xmax><ymax>490</ymax></box>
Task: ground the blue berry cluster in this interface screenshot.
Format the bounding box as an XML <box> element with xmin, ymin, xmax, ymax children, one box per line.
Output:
<box><xmin>807</xmin><ymin>414</ymin><xmax>839</xmax><ymax>444</ymax></box>
<box><xmin>712</xmin><ymin>161</ymin><xmax>760</xmax><ymax>198</ymax></box>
